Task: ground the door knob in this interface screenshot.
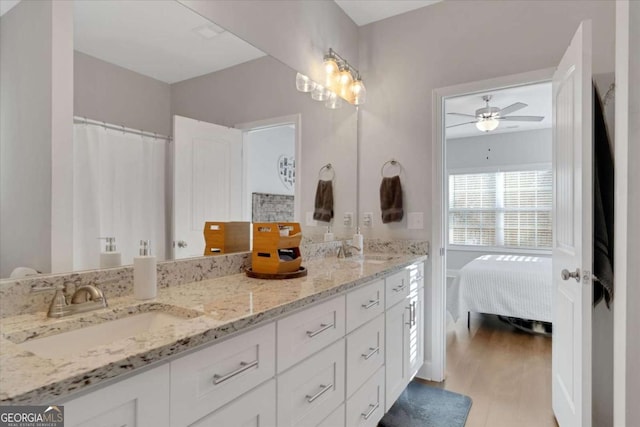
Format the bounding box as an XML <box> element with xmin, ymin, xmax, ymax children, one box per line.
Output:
<box><xmin>176</xmin><ymin>240</ymin><xmax>188</xmax><ymax>248</ymax></box>
<box><xmin>561</xmin><ymin>268</ymin><xmax>580</xmax><ymax>282</ymax></box>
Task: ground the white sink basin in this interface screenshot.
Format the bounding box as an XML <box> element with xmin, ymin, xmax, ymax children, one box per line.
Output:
<box><xmin>18</xmin><ymin>311</ymin><xmax>193</xmax><ymax>359</ymax></box>
<box><xmin>339</xmin><ymin>254</ymin><xmax>399</xmax><ymax>264</ymax></box>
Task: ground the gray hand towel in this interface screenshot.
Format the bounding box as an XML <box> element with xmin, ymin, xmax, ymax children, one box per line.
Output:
<box><xmin>380</xmin><ymin>175</ymin><xmax>403</xmax><ymax>224</ymax></box>
<box><xmin>313</xmin><ymin>180</ymin><xmax>334</xmax><ymax>222</ymax></box>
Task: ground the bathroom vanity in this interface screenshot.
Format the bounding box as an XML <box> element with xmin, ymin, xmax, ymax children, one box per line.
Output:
<box><xmin>0</xmin><ymin>254</ymin><xmax>425</xmax><ymax>427</ymax></box>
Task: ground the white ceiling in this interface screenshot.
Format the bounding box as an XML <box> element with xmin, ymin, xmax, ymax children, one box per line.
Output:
<box><xmin>445</xmin><ymin>82</ymin><xmax>552</xmax><ymax>139</ymax></box>
<box><xmin>74</xmin><ymin>0</ymin><xmax>266</xmax><ymax>84</ymax></box>
<box><xmin>0</xmin><ymin>0</ymin><xmax>21</xmax><ymax>17</ymax></box>
<box><xmin>335</xmin><ymin>0</ymin><xmax>442</xmax><ymax>26</ymax></box>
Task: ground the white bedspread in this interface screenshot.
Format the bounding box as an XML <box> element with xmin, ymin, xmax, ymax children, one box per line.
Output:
<box><xmin>447</xmin><ymin>254</ymin><xmax>553</xmax><ymax>323</ymax></box>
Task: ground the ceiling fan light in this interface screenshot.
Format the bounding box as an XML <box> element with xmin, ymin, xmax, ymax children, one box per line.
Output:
<box><xmin>476</xmin><ymin>118</ymin><xmax>499</xmax><ymax>132</ymax></box>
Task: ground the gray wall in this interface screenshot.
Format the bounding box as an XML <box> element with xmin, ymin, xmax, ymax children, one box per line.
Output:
<box><xmin>447</xmin><ymin>129</ymin><xmax>552</xmax><ymax>172</ymax></box>
<box><xmin>74</xmin><ymin>51</ymin><xmax>171</xmax><ymax>136</ymax></box>
<box><xmin>356</xmin><ymin>0</ymin><xmax>616</xmax><ymax>418</ymax></box>
<box><xmin>627</xmin><ymin>1</ymin><xmax>640</xmax><ymax>420</ymax></box>
<box><xmin>357</xmin><ymin>0</ymin><xmax>615</xmax><ymax>242</ymax></box>
<box><xmin>171</xmin><ymin>56</ymin><xmax>358</xmax><ymax>238</ymax></box>
<box><xmin>615</xmin><ymin>1</ymin><xmax>640</xmax><ymax>425</ymax></box>
<box><xmin>0</xmin><ymin>1</ymin><xmax>54</xmax><ymax>277</ymax></box>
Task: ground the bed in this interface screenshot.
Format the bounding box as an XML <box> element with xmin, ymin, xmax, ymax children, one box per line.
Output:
<box><xmin>447</xmin><ymin>254</ymin><xmax>553</xmax><ymax>324</ymax></box>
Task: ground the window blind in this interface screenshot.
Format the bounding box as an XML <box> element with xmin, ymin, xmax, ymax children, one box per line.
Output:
<box><xmin>448</xmin><ymin>170</ymin><xmax>552</xmax><ymax>249</ymax></box>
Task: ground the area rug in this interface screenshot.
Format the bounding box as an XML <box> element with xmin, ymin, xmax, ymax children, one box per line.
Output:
<box><xmin>379</xmin><ymin>381</ymin><xmax>472</xmax><ymax>427</ymax></box>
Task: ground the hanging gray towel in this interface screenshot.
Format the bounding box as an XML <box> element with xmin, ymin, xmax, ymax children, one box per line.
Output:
<box><xmin>593</xmin><ymin>83</ymin><xmax>614</xmax><ymax>307</ymax></box>
<box><xmin>380</xmin><ymin>175</ymin><xmax>403</xmax><ymax>223</ymax></box>
<box><xmin>313</xmin><ymin>180</ymin><xmax>334</xmax><ymax>222</ymax></box>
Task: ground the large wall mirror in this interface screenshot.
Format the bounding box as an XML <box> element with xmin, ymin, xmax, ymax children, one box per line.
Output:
<box><xmin>0</xmin><ymin>0</ymin><xmax>356</xmax><ymax>279</ymax></box>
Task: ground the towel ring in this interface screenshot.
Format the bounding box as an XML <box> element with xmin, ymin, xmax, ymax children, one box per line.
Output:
<box><xmin>381</xmin><ymin>159</ymin><xmax>402</xmax><ymax>177</ymax></box>
<box><xmin>318</xmin><ymin>163</ymin><xmax>335</xmax><ymax>181</ymax></box>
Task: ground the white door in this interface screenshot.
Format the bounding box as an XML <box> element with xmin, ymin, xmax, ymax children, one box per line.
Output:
<box><xmin>173</xmin><ymin>115</ymin><xmax>242</xmax><ymax>259</ymax></box>
<box><xmin>551</xmin><ymin>21</ymin><xmax>593</xmax><ymax>427</ymax></box>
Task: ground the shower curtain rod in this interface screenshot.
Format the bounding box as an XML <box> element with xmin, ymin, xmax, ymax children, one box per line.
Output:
<box><xmin>73</xmin><ymin>116</ymin><xmax>172</xmax><ymax>142</ymax></box>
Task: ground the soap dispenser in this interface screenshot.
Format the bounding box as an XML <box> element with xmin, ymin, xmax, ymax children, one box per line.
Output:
<box><xmin>98</xmin><ymin>237</ymin><xmax>121</xmax><ymax>268</ymax></box>
<box><xmin>324</xmin><ymin>225</ymin><xmax>334</xmax><ymax>242</ymax></box>
<box><xmin>134</xmin><ymin>240</ymin><xmax>157</xmax><ymax>300</ymax></box>
<box><xmin>353</xmin><ymin>227</ymin><xmax>364</xmax><ymax>257</ymax></box>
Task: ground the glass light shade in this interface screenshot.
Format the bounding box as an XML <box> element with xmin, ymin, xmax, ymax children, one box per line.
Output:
<box><xmin>325</xmin><ymin>91</ymin><xmax>343</xmax><ymax>109</ymax></box>
<box><xmin>351</xmin><ymin>79</ymin><xmax>366</xmax><ymax>105</ymax></box>
<box><xmin>324</xmin><ymin>56</ymin><xmax>340</xmax><ymax>90</ymax></box>
<box><xmin>476</xmin><ymin>118</ymin><xmax>499</xmax><ymax>132</ymax></box>
<box><xmin>311</xmin><ymin>84</ymin><xmax>329</xmax><ymax>101</ymax></box>
<box><xmin>337</xmin><ymin>68</ymin><xmax>353</xmax><ymax>100</ymax></box>
<box><xmin>295</xmin><ymin>72</ymin><xmax>316</xmax><ymax>93</ymax></box>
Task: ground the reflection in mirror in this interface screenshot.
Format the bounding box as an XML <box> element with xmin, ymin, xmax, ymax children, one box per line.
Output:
<box><xmin>0</xmin><ymin>0</ymin><xmax>356</xmax><ymax>278</ymax></box>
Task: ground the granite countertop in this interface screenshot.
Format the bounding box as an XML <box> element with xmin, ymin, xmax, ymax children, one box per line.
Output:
<box><xmin>0</xmin><ymin>253</ymin><xmax>426</xmax><ymax>404</ymax></box>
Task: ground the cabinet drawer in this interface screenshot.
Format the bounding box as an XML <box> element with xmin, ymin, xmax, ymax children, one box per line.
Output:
<box><xmin>318</xmin><ymin>403</ymin><xmax>345</xmax><ymax>427</ymax></box>
<box><xmin>277</xmin><ymin>339</ymin><xmax>345</xmax><ymax>427</ymax></box>
<box><xmin>346</xmin><ymin>279</ymin><xmax>384</xmax><ymax>333</ymax></box>
<box><xmin>385</xmin><ymin>270</ymin><xmax>409</xmax><ymax>308</ymax></box>
<box><xmin>64</xmin><ymin>364</ymin><xmax>170</xmax><ymax>427</ymax></box>
<box><xmin>346</xmin><ymin>367</ymin><xmax>385</xmax><ymax>427</ymax></box>
<box><xmin>171</xmin><ymin>322</ymin><xmax>276</xmax><ymax>427</ymax></box>
<box><xmin>409</xmin><ymin>262</ymin><xmax>424</xmax><ymax>286</ymax></box>
<box><xmin>189</xmin><ymin>379</ymin><xmax>276</xmax><ymax>427</ymax></box>
<box><xmin>277</xmin><ymin>296</ymin><xmax>345</xmax><ymax>372</ymax></box>
<box><xmin>346</xmin><ymin>314</ymin><xmax>384</xmax><ymax>398</ymax></box>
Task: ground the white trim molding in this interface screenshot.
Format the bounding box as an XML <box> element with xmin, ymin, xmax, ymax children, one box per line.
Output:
<box><xmin>428</xmin><ymin>67</ymin><xmax>555</xmax><ymax>382</ymax></box>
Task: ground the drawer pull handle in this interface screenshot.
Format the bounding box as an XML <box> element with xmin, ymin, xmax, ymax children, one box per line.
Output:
<box><xmin>361</xmin><ymin>299</ymin><xmax>380</xmax><ymax>309</ymax></box>
<box><xmin>361</xmin><ymin>346</ymin><xmax>380</xmax><ymax>360</ymax></box>
<box><xmin>212</xmin><ymin>360</ymin><xmax>258</xmax><ymax>385</ymax></box>
<box><xmin>361</xmin><ymin>402</ymin><xmax>379</xmax><ymax>420</ymax></box>
<box><xmin>305</xmin><ymin>383</ymin><xmax>333</xmax><ymax>403</ymax></box>
<box><xmin>306</xmin><ymin>323</ymin><xmax>334</xmax><ymax>338</ymax></box>
<box><xmin>392</xmin><ymin>283</ymin><xmax>406</xmax><ymax>292</ymax></box>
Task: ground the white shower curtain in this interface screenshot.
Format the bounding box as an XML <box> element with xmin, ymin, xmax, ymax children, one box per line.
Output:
<box><xmin>73</xmin><ymin>124</ymin><xmax>166</xmax><ymax>270</ymax></box>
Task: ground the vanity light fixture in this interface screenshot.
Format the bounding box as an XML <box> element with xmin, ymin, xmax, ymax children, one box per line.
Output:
<box><xmin>325</xmin><ymin>91</ymin><xmax>343</xmax><ymax>109</ymax></box>
<box><xmin>295</xmin><ymin>72</ymin><xmax>316</xmax><ymax>92</ymax></box>
<box><xmin>322</xmin><ymin>48</ymin><xmax>365</xmax><ymax>106</ymax></box>
<box><xmin>311</xmin><ymin>84</ymin><xmax>330</xmax><ymax>101</ymax></box>
<box><xmin>295</xmin><ymin>48</ymin><xmax>365</xmax><ymax>108</ymax></box>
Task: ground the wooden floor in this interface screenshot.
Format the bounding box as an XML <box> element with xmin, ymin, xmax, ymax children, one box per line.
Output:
<box><xmin>420</xmin><ymin>313</ymin><xmax>557</xmax><ymax>427</ymax></box>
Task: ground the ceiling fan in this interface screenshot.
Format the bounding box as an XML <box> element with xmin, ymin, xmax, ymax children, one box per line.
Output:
<box><xmin>447</xmin><ymin>95</ymin><xmax>544</xmax><ymax>132</ymax></box>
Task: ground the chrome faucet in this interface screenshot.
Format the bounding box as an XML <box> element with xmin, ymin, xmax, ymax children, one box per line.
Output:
<box><xmin>337</xmin><ymin>240</ymin><xmax>362</xmax><ymax>259</ymax></box>
<box><xmin>47</xmin><ymin>282</ymin><xmax>108</xmax><ymax>318</ymax></box>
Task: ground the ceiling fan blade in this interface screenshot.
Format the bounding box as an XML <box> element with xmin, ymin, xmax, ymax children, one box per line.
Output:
<box><xmin>446</xmin><ymin>121</ymin><xmax>478</xmax><ymax>128</ymax></box>
<box><xmin>447</xmin><ymin>112</ymin><xmax>477</xmax><ymax>118</ymax></box>
<box><xmin>499</xmin><ymin>116</ymin><xmax>545</xmax><ymax>122</ymax></box>
<box><xmin>499</xmin><ymin>102</ymin><xmax>527</xmax><ymax>116</ymax></box>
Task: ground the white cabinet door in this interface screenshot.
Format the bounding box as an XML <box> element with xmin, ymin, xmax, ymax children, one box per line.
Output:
<box><xmin>189</xmin><ymin>379</ymin><xmax>276</xmax><ymax>427</ymax></box>
<box><xmin>317</xmin><ymin>404</ymin><xmax>345</xmax><ymax>427</ymax></box>
<box><xmin>277</xmin><ymin>339</ymin><xmax>345</xmax><ymax>427</ymax></box>
<box><xmin>346</xmin><ymin>279</ymin><xmax>384</xmax><ymax>333</ymax></box>
<box><xmin>277</xmin><ymin>296</ymin><xmax>345</xmax><ymax>373</ymax></box>
<box><xmin>384</xmin><ymin>299</ymin><xmax>410</xmax><ymax>410</ymax></box>
<box><xmin>408</xmin><ymin>287</ymin><xmax>424</xmax><ymax>378</ymax></box>
<box><xmin>171</xmin><ymin>323</ymin><xmax>276</xmax><ymax>426</ymax></box>
<box><xmin>64</xmin><ymin>364</ymin><xmax>170</xmax><ymax>427</ymax></box>
<box><xmin>346</xmin><ymin>367</ymin><xmax>385</xmax><ymax>427</ymax></box>
<box><xmin>346</xmin><ymin>314</ymin><xmax>384</xmax><ymax>398</ymax></box>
